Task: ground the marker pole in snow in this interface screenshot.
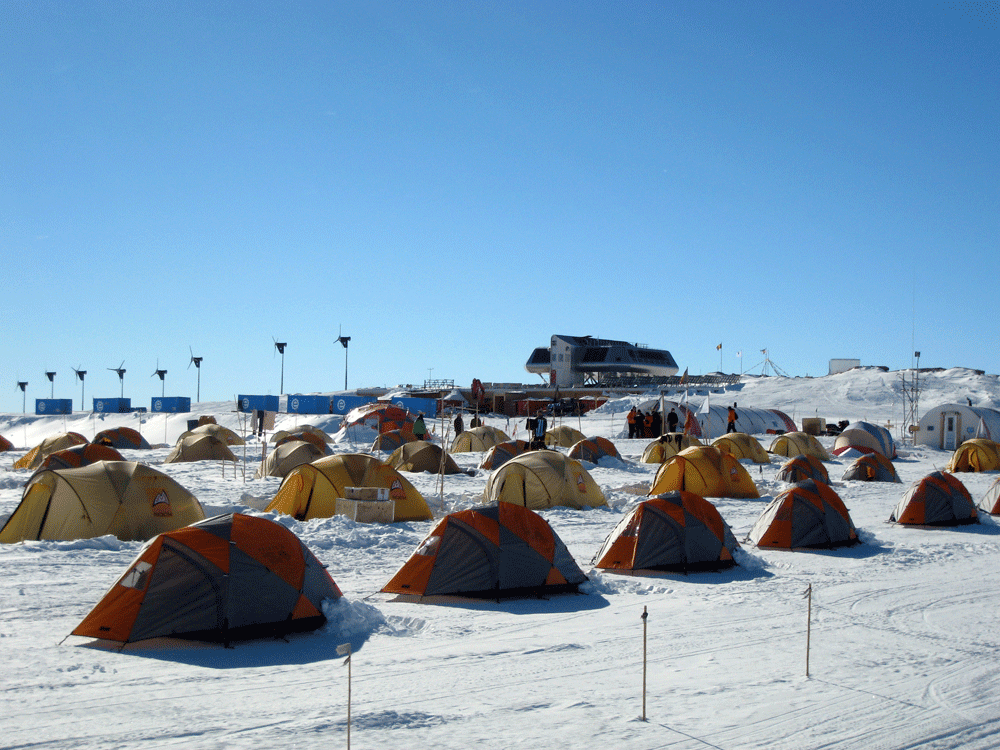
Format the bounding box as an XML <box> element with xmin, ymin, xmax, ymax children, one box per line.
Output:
<box><xmin>804</xmin><ymin>584</ymin><xmax>812</xmax><ymax>677</ymax></box>
<box><xmin>338</xmin><ymin>643</ymin><xmax>352</xmax><ymax>748</ymax></box>
<box><xmin>641</xmin><ymin>606</ymin><xmax>648</xmax><ymax>721</ymax></box>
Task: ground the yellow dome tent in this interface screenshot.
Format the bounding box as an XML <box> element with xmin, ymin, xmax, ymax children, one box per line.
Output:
<box><xmin>451</xmin><ymin>426</ymin><xmax>510</xmax><ymax>453</ymax></box>
<box><xmin>0</xmin><ymin>461</ymin><xmax>204</xmax><ymax>543</ymax></box>
<box><xmin>712</xmin><ymin>433</ymin><xmax>771</xmax><ymax>464</ymax></box>
<box><xmin>568</xmin><ymin>437</ymin><xmax>621</xmax><ymax>463</ymax></box>
<box><xmin>387</xmin><ymin>441</ymin><xmax>462</xmax><ymax>475</ymax></box>
<box><xmin>545</xmin><ymin>425</ymin><xmax>586</xmax><ymax>448</ymax></box>
<box><xmin>13</xmin><ymin>432</ymin><xmax>88</xmax><ymax>470</ymax></box>
<box><xmin>266</xmin><ymin>453</ymin><xmax>432</xmax><ymax>522</ymax></box>
<box><xmin>483</xmin><ymin>451</ymin><xmax>606</xmax><ymax>510</ymax></box>
<box><xmin>768</xmin><ymin>431</ymin><xmax>831</xmax><ymax>461</ymax></box>
<box><xmin>641</xmin><ymin>434</ymin><xmax>703</xmax><ymax>463</ymax></box>
<box><xmin>177</xmin><ymin>423</ymin><xmax>245</xmax><ymax>446</ymax></box>
<box><xmin>649</xmin><ymin>446</ymin><xmax>759</xmax><ymax>499</ymax></box>
<box><xmin>255</xmin><ymin>439</ymin><xmax>326</xmax><ymax>479</ymax></box>
<box><xmin>164</xmin><ymin>434</ymin><xmax>237</xmax><ymax>464</ymax></box>
<box><xmin>946</xmin><ymin>439</ymin><xmax>1000</xmax><ymax>472</ymax></box>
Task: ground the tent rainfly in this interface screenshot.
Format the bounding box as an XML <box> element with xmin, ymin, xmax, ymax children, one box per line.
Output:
<box><xmin>13</xmin><ymin>432</ymin><xmax>88</xmax><ymax>470</ymax></box>
<box><xmin>768</xmin><ymin>432</ymin><xmax>831</xmax><ymax>461</ymax></box>
<box><xmin>568</xmin><ymin>437</ymin><xmax>621</xmax><ymax>464</ymax></box>
<box><xmin>93</xmin><ymin>427</ymin><xmax>152</xmax><ymax>450</ymax></box>
<box><xmin>483</xmin><ymin>451</ymin><xmax>606</xmax><ymax>510</ymax></box>
<box><xmin>747</xmin><ymin>480</ymin><xmax>860</xmax><ymax>550</ymax></box>
<box><xmin>841</xmin><ymin>453</ymin><xmax>901</xmax><ymax>483</ymax></box>
<box><xmin>648</xmin><ymin>446</ymin><xmax>759</xmax><ymax>499</ymax></box>
<box><xmin>641</xmin><ymin>434</ymin><xmax>703</xmax><ymax>464</ymax></box>
<box><xmin>479</xmin><ymin>440</ymin><xmax>530</xmax><ymax>470</ymax></box>
<box><xmin>890</xmin><ymin>472</ymin><xmax>978</xmax><ymax>526</ymax></box>
<box><xmin>451</xmin><ymin>426</ymin><xmax>510</xmax><ymax>453</ymax></box>
<box><xmin>711</xmin><ymin>433</ymin><xmax>771</xmax><ymax>464</ymax></box>
<box><xmin>833</xmin><ymin>421</ymin><xmax>896</xmax><ymax>459</ymax></box>
<box><xmin>775</xmin><ymin>454</ymin><xmax>829</xmax><ymax>484</ymax></box>
<box><xmin>946</xmin><ymin>439</ymin><xmax>1000</xmax><ymax>473</ymax></box>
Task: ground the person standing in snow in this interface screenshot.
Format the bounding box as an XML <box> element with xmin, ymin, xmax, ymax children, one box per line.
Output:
<box><xmin>634</xmin><ymin>410</ymin><xmax>645</xmax><ymax>440</ymax></box>
<box><xmin>413</xmin><ymin>413</ymin><xmax>427</xmax><ymax>441</ymax></box>
<box><xmin>454</xmin><ymin>412</ymin><xmax>464</xmax><ymax>436</ymax></box>
<box><xmin>727</xmin><ymin>405</ymin><xmax>738</xmax><ymax>434</ymax></box>
<box><xmin>667</xmin><ymin>408</ymin><xmax>679</xmax><ymax>441</ymax></box>
<box><xmin>627</xmin><ymin>407</ymin><xmax>637</xmax><ymax>439</ymax></box>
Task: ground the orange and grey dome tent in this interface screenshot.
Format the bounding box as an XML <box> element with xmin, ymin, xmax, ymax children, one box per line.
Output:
<box><xmin>451</xmin><ymin>425</ymin><xmax>510</xmax><ymax>453</ymax></box>
<box><xmin>747</xmin><ymin>480</ymin><xmax>859</xmax><ymax>550</ymax></box>
<box><xmin>177</xmin><ymin>423</ymin><xmax>245</xmax><ymax>446</ymax></box>
<box><xmin>977</xmin><ymin>476</ymin><xmax>1000</xmax><ymax>515</ymax></box>
<box><xmin>345</xmin><ymin>403</ymin><xmax>415</xmax><ymax>436</ymax></box>
<box><xmin>255</xmin><ymin>439</ymin><xmax>326</xmax><ymax>479</ymax></box>
<box><xmin>649</xmin><ymin>446</ymin><xmax>759</xmax><ymax>499</ymax></box>
<box><xmin>544</xmin><ymin>425</ymin><xmax>586</xmax><ymax>449</ymax></box>
<box><xmin>13</xmin><ymin>432</ymin><xmax>88</xmax><ymax>470</ymax></box>
<box><xmin>371</xmin><ymin>429</ymin><xmax>417</xmax><ymax>453</ymax></box>
<box><xmin>593</xmin><ymin>491</ymin><xmax>739</xmax><ymax>572</ymax></box>
<box><xmin>42</xmin><ymin>443</ymin><xmax>125</xmax><ymax>470</ymax></box>
<box><xmin>946</xmin><ymin>439</ymin><xmax>1000</xmax><ymax>472</ymax></box>
<box><xmin>483</xmin><ymin>451</ymin><xmax>607</xmax><ymax>510</ymax></box>
<box><xmin>890</xmin><ymin>471</ymin><xmax>978</xmax><ymax>526</ymax></box>
<box><xmin>768</xmin><ymin>432</ymin><xmax>831</xmax><ymax>461</ymax></box>
<box><xmin>266</xmin><ymin>453</ymin><xmax>432</xmax><ymax>522</ymax></box>
<box><xmin>0</xmin><ymin>434</ymin><xmax>14</xmax><ymax>452</ymax></box>
<box><xmin>71</xmin><ymin>513</ymin><xmax>342</xmax><ymax>646</ymax></box>
<box><xmin>164</xmin><ymin>434</ymin><xmax>237</xmax><ymax>464</ymax></box>
<box><xmin>775</xmin><ymin>454</ymin><xmax>829</xmax><ymax>484</ymax></box>
<box><xmin>568</xmin><ymin>437</ymin><xmax>621</xmax><ymax>463</ymax></box>
<box><xmin>841</xmin><ymin>453</ymin><xmax>901</xmax><ymax>483</ymax></box>
<box><xmin>479</xmin><ymin>440</ymin><xmax>530</xmax><ymax>470</ymax></box>
<box><xmin>93</xmin><ymin>427</ymin><xmax>151</xmax><ymax>450</ymax></box>
<box><xmin>712</xmin><ymin>433</ymin><xmax>770</xmax><ymax>464</ymax></box>
<box><xmin>0</xmin><ymin>461</ymin><xmax>204</xmax><ymax>543</ymax></box>
<box><xmin>381</xmin><ymin>503</ymin><xmax>587</xmax><ymax>599</ymax></box>
<box><xmin>641</xmin><ymin>434</ymin><xmax>702</xmax><ymax>464</ymax></box>
<box><xmin>387</xmin><ymin>441</ymin><xmax>461</xmax><ymax>475</ymax></box>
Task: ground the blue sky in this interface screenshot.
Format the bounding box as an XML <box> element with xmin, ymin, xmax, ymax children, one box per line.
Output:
<box><xmin>3</xmin><ymin>1</ymin><xmax>998</xmax><ymax>411</ymax></box>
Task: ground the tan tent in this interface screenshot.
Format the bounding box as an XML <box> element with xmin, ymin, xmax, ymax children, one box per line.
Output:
<box><xmin>387</xmin><ymin>441</ymin><xmax>462</xmax><ymax>475</ymax></box>
<box><xmin>0</xmin><ymin>461</ymin><xmax>205</xmax><ymax>543</ymax></box>
<box><xmin>273</xmin><ymin>430</ymin><xmax>331</xmax><ymax>455</ymax></box>
<box><xmin>451</xmin><ymin>425</ymin><xmax>510</xmax><ymax>453</ymax></box>
<box><xmin>13</xmin><ymin>432</ymin><xmax>88</xmax><ymax>470</ymax></box>
<box><xmin>946</xmin><ymin>439</ymin><xmax>1000</xmax><ymax>472</ymax></box>
<box><xmin>545</xmin><ymin>425</ymin><xmax>586</xmax><ymax>448</ymax></box>
<box><xmin>164</xmin><ymin>434</ymin><xmax>238</xmax><ymax>463</ymax></box>
<box><xmin>712</xmin><ymin>433</ymin><xmax>770</xmax><ymax>464</ymax></box>
<box><xmin>255</xmin><ymin>439</ymin><xmax>326</xmax><ymax>479</ymax></box>
<box><xmin>177</xmin><ymin>424</ymin><xmax>245</xmax><ymax>446</ymax></box>
<box><xmin>266</xmin><ymin>453</ymin><xmax>432</xmax><ymax>522</ymax></box>
<box><xmin>649</xmin><ymin>446</ymin><xmax>759</xmax><ymax>499</ymax></box>
<box><xmin>372</xmin><ymin>429</ymin><xmax>418</xmax><ymax>453</ymax></box>
<box><xmin>641</xmin><ymin>435</ymin><xmax>703</xmax><ymax>464</ymax></box>
<box><xmin>271</xmin><ymin>425</ymin><xmax>332</xmax><ymax>444</ymax></box>
<box><xmin>768</xmin><ymin>432</ymin><xmax>831</xmax><ymax>461</ymax></box>
<box><xmin>568</xmin><ymin>437</ymin><xmax>621</xmax><ymax>463</ymax></box>
<box><xmin>483</xmin><ymin>451</ymin><xmax>606</xmax><ymax>510</ymax></box>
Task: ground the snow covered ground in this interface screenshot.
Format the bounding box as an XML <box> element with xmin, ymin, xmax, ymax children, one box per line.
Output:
<box><xmin>3</xmin><ymin>367</ymin><xmax>1000</xmax><ymax>749</ymax></box>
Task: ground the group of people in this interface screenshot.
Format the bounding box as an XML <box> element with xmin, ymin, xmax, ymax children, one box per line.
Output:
<box><xmin>626</xmin><ymin>403</ymin><xmax>741</xmax><ymax>441</ymax></box>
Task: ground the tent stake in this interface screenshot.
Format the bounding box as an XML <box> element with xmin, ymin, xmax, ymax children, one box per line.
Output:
<box><xmin>641</xmin><ymin>605</ymin><xmax>648</xmax><ymax>721</ymax></box>
<box><xmin>804</xmin><ymin>583</ymin><xmax>812</xmax><ymax>677</ymax></box>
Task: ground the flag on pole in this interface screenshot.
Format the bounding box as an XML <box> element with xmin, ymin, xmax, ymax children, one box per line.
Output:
<box><xmin>679</xmin><ymin>367</ymin><xmax>688</xmax><ymax>385</ymax></box>
<box><xmin>976</xmin><ymin>417</ymin><xmax>987</xmax><ymax>439</ymax></box>
<box><xmin>699</xmin><ymin>393</ymin><xmax>711</xmax><ymax>414</ymax></box>
<box><xmin>716</xmin><ymin>343</ymin><xmax>722</xmax><ymax>351</ymax></box>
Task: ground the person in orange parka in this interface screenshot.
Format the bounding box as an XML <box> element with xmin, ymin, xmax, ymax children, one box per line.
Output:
<box><xmin>627</xmin><ymin>407</ymin><xmax>637</xmax><ymax>439</ymax></box>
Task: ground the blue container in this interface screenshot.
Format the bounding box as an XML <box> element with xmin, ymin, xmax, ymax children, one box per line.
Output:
<box><xmin>237</xmin><ymin>394</ymin><xmax>280</xmax><ymax>413</ymax></box>
<box><xmin>387</xmin><ymin>397</ymin><xmax>439</xmax><ymax>416</ymax></box>
<box><xmin>287</xmin><ymin>395</ymin><xmax>332</xmax><ymax>414</ymax></box>
<box><xmin>93</xmin><ymin>398</ymin><xmax>131</xmax><ymax>414</ymax></box>
<box><xmin>35</xmin><ymin>398</ymin><xmax>73</xmax><ymax>415</ymax></box>
<box><xmin>151</xmin><ymin>397</ymin><xmax>192</xmax><ymax>413</ymax></box>
<box><xmin>329</xmin><ymin>395</ymin><xmax>377</xmax><ymax>415</ymax></box>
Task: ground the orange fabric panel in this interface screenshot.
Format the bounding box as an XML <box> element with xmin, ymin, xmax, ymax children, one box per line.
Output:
<box><xmin>544</xmin><ymin>567</ymin><xmax>568</xmax><ymax>586</ymax></box>
<box><xmin>72</xmin><ymin>538</ymin><xmax>165</xmax><ymax>642</ymax></box>
<box><xmin>382</xmin><ymin>552</ymin><xmax>437</xmax><ymax>594</ymax></box>
<box><xmin>233</xmin><ymin>515</ymin><xmax>305</xmax><ymax>588</ymax></box>
<box><xmin>456</xmin><ymin>510</ymin><xmax>501</xmax><ymax>547</ymax></box>
<box><xmin>167</xmin><ymin>527</ymin><xmax>232</xmax><ymax>573</ymax></box>
<box><xmin>291</xmin><ymin>593</ymin><xmax>322</xmax><ymax>621</ymax></box>
<box><xmin>594</xmin><ymin>536</ymin><xmax>637</xmax><ymax>569</ymax></box>
<box><xmin>650</xmin><ymin>498</ymin><xmax>687</xmax><ymax>526</ymax></box>
<box><xmin>499</xmin><ymin>502</ymin><xmax>555</xmax><ymax>561</ymax></box>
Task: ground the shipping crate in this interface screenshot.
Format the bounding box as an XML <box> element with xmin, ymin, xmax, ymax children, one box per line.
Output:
<box><xmin>801</xmin><ymin>417</ymin><xmax>825</xmax><ymax>436</ymax></box>
<box><xmin>335</xmin><ymin>497</ymin><xmax>395</xmax><ymax>524</ymax></box>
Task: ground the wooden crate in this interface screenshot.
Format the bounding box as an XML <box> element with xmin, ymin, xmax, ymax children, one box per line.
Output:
<box><xmin>335</xmin><ymin>498</ymin><xmax>395</xmax><ymax>524</ymax></box>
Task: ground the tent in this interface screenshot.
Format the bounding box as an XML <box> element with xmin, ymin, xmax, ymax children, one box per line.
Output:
<box><xmin>93</xmin><ymin>427</ymin><xmax>151</xmax><ymax>450</ymax></box>
<box><xmin>255</xmin><ymin>439</ymin><xmax>326</xmax><ymax>479</ymax></box>
<box><xmin>648</xmin><ymin>446</ymin><xmax>759</xmax><ymax>499</ymax></box>
<box><xmin>71</xmin><ymin>513</ymin><xmax>342</xmax><ymax>645</ymax></box>
<box><xmin>946</xmin><ymin>439</ymin><xmax>1000</xmax><ymax>472</ymax></box>
<box><xmin>13</xmin><ymin>432</ymin><xmax>89</xmax><ymax>470</ymax></box>
<box><xmin>371</xmin><ymin>429</ymin><xmax>418</xmax><ymax>453</ymax></box>
<box><xmin>775</xmin><ymin>454</ymin><xmax>829</xmax><ymax>484</ymax></box>
<box><xmin>451</xmin><ymin>425</ymin><xmax>510</xmax><ymax>453</ymax></box>
<box><xmin>272</xmin><ymin>425</ymin><xmax>332</xmax><ymax>444</ymax></box>
<box><xmin>832</xmin><ymin>421</ymin><xmax>896</xmax><ymax>458</ymax></box>
<box><xmin>768</xmin><ymin>432</ymin><xmax>831</xmax><ymax>461</ymax></box>
<box><xmin>545</xmin><ymin>425</ymin><xmax>586</xmax><ymax>448</ymax></box>
<box><xmin>747</xmin><ymin>479</ymin><xmax>859</xmax><ymax>550</ymax></box>
<box><xmin>712</xmin><ymin>433</ymin><xmax>771</xmax><ymax>464</ymax></box>
<box><xmin>0</xmin><ymin>434</ymin><xmax>12</xmax><ymax>452</ymax></box>
<box><xmin>480</xmin><ymin>440</ymin><xmax>530</xmax><ymax>470</ymax></box>
<box><xmin>387</xmin><ymin>441</ymin><xmax>462</xmax><ymax>475</ymax></box>
<box><xmin>0</xmin><ymin>461</ymin><xmax>205</xmax><ymax>543</ymax></box>
<box><xmin>344</xmin><ymin>402</ymin><xmax>416</xmax><ymax>436</ymax></box>
<box><xmin>42</xmin><ymin>443</ymin><xmax>125</xmax><ymax>471</ymax></box>
<box><xmin>177</xmin><ymin>424</ymin><xmax>245</xmax><ymax>446</ymax></box>
<box><xmin>641</xmin><ymin>435</ymin><xmax>702</xmax><ymax>464</ymax></box>
<box><xmin>690</xmin><ymin>404</ymin><xmax>797</xmax><ymax>438</ymax></box>
<box><xmin>914</xmin><ymin>403</ymin><xmax>1000</xmax><ymax>449</ymax></box>
<box><xmin>593</xmin><ymin>491</ymin><xmax>739</xmax><ymax>572</ymax></box>
<box><xmin>976</xmin><ymin>476</ymin><xmax>1000</xmax><ymax>515</ymax></box>
<box><xmin>273</xmin><ymin>430</ymin><xmax>331</xmax><ymax>455</ymax></box>
<box><xmin>568</xmin><ymin>437</ymin><xmax>621</xmax><ymax>463</ymax></box>
<box><xmin>381</xmin><ymin>503</ymin><xmax>587</xmax><ymax>599</ymax></box>
<box><xmin>266</xmin><ymin>453</ymin><xmax>432</xmax><ymax>522</ymax></box>
<box><xmin>841</xmin><ymin>453</ymin><xmax>901</xmax><ymax>483</ymax></box>
<box><xmin>164</xmin><ymin>434</ymin><xmax>238</xmax><ymax>464</ymax></box>
<box><xmin>890</xmin><ymin>471</ymin><xmax>978</xmax><ymax>526</ymax></box>
<box><xmin>483</xmin><ymin>451</ymin><xmax>607</xmax><ymax>510</ymax></box>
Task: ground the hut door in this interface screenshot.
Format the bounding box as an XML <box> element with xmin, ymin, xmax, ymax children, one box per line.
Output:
<box><xmin>943</xmin><ymin>413</ymin><xmax>960</xmax><ymax>451</ymax></box>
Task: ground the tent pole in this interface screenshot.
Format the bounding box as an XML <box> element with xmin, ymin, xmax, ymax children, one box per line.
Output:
<box><xmin>641</xmin><ymin>606</ymin><xmax>648</xmax><ymax>721</ymax></box>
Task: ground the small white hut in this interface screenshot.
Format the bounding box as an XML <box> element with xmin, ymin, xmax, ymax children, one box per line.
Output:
<box><xmin>915</xmin><ymin>403</ymin><xmax>1000</xmax><ymax>450</ymax></box>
